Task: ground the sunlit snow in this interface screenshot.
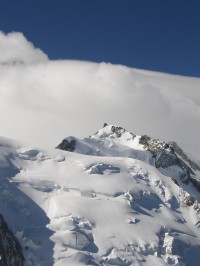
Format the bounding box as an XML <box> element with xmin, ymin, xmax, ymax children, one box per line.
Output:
<box><xmin>0</xmin><ymin>125</ymin><xmax>200</xmax><ymax>265</ymax></box>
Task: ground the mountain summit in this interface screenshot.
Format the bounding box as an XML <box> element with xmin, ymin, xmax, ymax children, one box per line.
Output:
<box><xmin>57</xmin><ymin>123</ymin><xmax>200</xmax><ymax>181</ymax></box>
<box><xmin>0</xmin><ymin>125</ymin><xmax>200</xmax><ymax>265</ymax></box>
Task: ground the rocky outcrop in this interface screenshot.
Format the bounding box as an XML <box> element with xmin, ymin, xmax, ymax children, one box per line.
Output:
<box><xmin>139</xmin><ymin>134</ymin><xmax>193</xmax><ymax>183</ymax></box>
<box><xmin>139</xmin><ymin>132</ymin><xmax>200</xmax><ymax>172</ymax></box>
<box><xmin>170</xmin><ymin>141</ymin><xmax>200</xmax><ymax>172</ymax></box>
<box><xmin>56</xmin><ymin>138</ymin><xmax>76</xmax><ymax>152</ymax></box>
<box><xmin>111</xmin><ymin>125</ymin><xmax>136</xmax><ymax>139</ymax></box>
<box><xmin>139</xmin><ymin>135</ymin><xmax>168</xmax><ymax>153</ymax></box>
<box><xmin>138</xmin><ymin>134</ymin><xmax>200</xmax><ymax>176</ymax></box>
<box><xmin>155</xmin><ymin>149</ymin><xmax>179</xmax><ymax>169</ymax></box>
<box><xmin>111</xmin><ymin>125</ymin><xmax>126</xmax><ymax>138</ymax></box>
<box><xmin>138</xmin><ymin>134</ymin><xmax>200</xmax><ymax>192</ymax></box>
<box><xmin>0</xmin><ymin>214</ymin><xmax>24</xmax><ymax>266</ymax></box>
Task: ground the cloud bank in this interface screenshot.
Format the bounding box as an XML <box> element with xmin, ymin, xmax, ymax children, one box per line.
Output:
<box><xmin>0</xmin><ymin>31</ymin><xmax>48</xmax><ymax>64</ymax></box>
<box><xmin>0</xmin><ymin>31</ymin><xmax>199</xmax><ymax>159</ymax></box>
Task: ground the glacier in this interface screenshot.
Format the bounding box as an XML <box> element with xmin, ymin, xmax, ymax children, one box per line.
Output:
<box><xmin>0</xmin><ymin>125</ymin><xmax>200</xmax><ymax>265</ymax></box>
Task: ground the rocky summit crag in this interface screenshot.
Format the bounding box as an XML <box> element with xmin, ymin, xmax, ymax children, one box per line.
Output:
<box><xmin>57</xmin><ymin>124</ymin><xmax>200</xmax><ymax>190</ymax></box>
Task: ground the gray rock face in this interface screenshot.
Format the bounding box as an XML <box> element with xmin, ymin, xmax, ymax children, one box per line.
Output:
<box><xmin>138</xmin><ymin>134</ymin><xmax>200</xmax><ymax>175</ymax></box>
<box><xmin>138</xmin><ymin>134</ymin><xmax>200</xmax><ymax>191</ymax></box>
<box><xmin>139</xmin><ymin>135</ymin><xmax>189</xmax><ymax>170</ymax></box>
<box><xmin>155</xmin><ymin>149</ymin><xmax>179</xmax><ymax>169</ymax></box>
<box><xmin>139</xmin><ymin>134</ymin><xmax>191</xmax><ymax>181</ymax></box>
<box><xmin>111</xmin><ymin>125</ymin><xmax>136</xmax><ymax>139</ymax></box>
<box><xmin>139</xmin><ymin>135</ymin><xmax>169</xmax><ymax>153</ymax></box>
<box><xmin>0</xmin><ymin>214</ymin><xmax>24</xmax><ymax>266</ymax></box>
<box><xmin>111</xmin><ymin>125</ymin><xmax>126</xmax><ymax>138</ymax></box>
<box><xmin>56</xmin><ymin>138</ymin><xmax>76</xmax><ymax>152</ymax></box>
<box><xmin>170</xmin><ymin>141</ymin><xmax>200</xmax><ymax>172</ymax></box>
<box><xmin>103</xmin><ymin>122</ymin><xmax>108</xmax><ymax>128</ymax></box>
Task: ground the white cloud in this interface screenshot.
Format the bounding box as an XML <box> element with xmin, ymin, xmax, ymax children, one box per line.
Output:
<box><xmin>0</xmin><ymin>31</ymin><xmax>48</xmax><ymax>64</ymax></box>
<box><xmin>0</xmin><ymin>32</ymin><xmax>199</xmax><ymax>160</ymax></box>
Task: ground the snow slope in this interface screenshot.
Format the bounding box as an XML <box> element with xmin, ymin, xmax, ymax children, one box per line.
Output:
<box><xmin>0</xmin><ymin>125</ymin><xmax>200</xmax><ymax>266</ymax></box>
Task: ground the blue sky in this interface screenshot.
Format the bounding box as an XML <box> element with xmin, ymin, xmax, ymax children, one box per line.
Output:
<box><xmin>0</xmin><ymin>0</ymin><xmax>199</xmax><ymax>77</ymax></box>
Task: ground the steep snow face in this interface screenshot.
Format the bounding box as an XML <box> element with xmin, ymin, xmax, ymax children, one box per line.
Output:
<box><xmin>0</xmin><ymin>129</ymin><xmax>200</xmax><ymax>266</ymax></box>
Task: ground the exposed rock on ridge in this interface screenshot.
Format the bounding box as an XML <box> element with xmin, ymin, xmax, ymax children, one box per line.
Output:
<box><xmin>56</xmin><ymin>137</ymin><xmax>76</xmax><ymax>152</ymax></box>
<box><xmin>57</xmin><ymin>124</ymin><xmax>199</xmax><ymax>173</ymax></box>
<box><xmin>57</xmin><ymin>124</ymin><xmax>200</xmax><ymax>195</ymax></box>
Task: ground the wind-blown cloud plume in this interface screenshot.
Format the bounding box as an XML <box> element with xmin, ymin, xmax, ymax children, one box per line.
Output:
<box><xmin>0</xmin><ymin>31</ymin><xmax>48</xmax><ymax>64</ymax></box>
<box><xmin>0</xmin><ymin>31</ymin><xmax>199</xmax><ymax>159</ymax></box>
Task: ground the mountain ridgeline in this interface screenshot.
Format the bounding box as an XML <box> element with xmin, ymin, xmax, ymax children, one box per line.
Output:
<box><xmin>57</xmin><ymin>124</ymin><xmax>200</xmax><ymax>195</ymax></box>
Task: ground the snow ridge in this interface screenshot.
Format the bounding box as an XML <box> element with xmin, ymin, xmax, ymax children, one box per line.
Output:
<box><xmin>57</xmin><ymin>124</ymin><xmax>200</xmax><ymax>182</ymax></box>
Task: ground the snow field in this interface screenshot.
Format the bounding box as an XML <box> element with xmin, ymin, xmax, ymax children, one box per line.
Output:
<box><xmin>0</xmin><ymin>132</ymin><xmax>200</xmax><ymax>265</ymax></box>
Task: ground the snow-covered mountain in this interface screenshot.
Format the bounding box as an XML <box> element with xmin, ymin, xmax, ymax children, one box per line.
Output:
<box><xmin>0</xmin><ymin>124</ymin><xmax>200</xmax><ymax>266</ymax></box>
